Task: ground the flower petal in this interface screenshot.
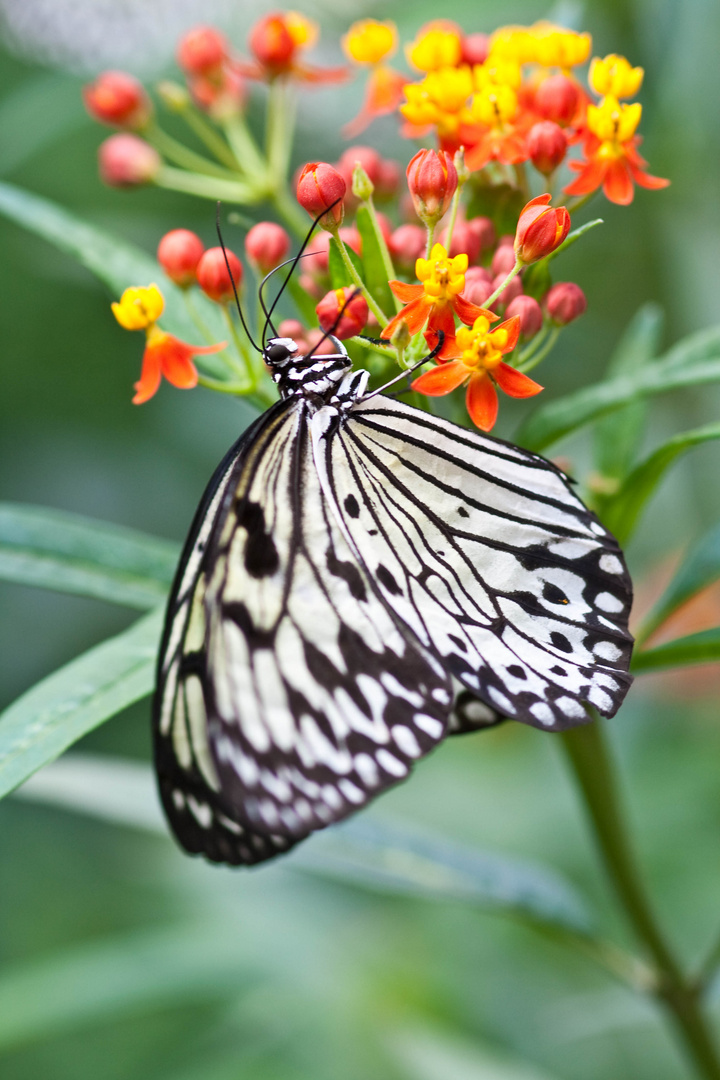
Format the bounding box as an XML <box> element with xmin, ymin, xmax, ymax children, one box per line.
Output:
<box><xmin>492</xmin><ymin>361</ymin><xmax>543</xmax><ymax>398</ymax></box>
<box><xmin>453</xmin><ymin>293</ymin><xmax>498</xmax><ymax>326</ymax></box>
<box><xmin>412</xmin><ymin>359</ymin><xmax>468</xmax><ymax>395</ymax></box>
<box><xmin>603</xmin><ymin>159</ymin><xmax>635</xmax><ymax>205</ymax></box>
<box><xmin>629</xmin><ymin>163</ymin><xmax>670</xmax><ymax>190</ymax></box>
<box><xmin>156</xmin><ymin>338</ymin><xmax>200</xmax><ymax>389</ymax></box>
<box><xmin>563</xmin><ymin>159</ymin><xmax>607</xmax><ymax>197</ymax></box>
<box><xmin>389</xmin><ymin>280</ymin><xmax>424</xmax><ymax>302</ymax></box>
<box><xmin>423</xmin><ymin>328</ymin><xmax>459</xmax><ymax>360</ymax></box>
<box><xmin>497</xmin><ymin>314</ymin><xmax>521</xmax><ymax>354</ymax></box>
<box><xmin>132</xmin><ymin>347</ymin><xmax>162</xmax><ymax>405</ymax></box>
<box><xmin>382</xmin><ymin>296</ymin><xmax>429</xmax><ymax>339</ymax></box>
<box><xmin>466</xmin><ymin>372</ymin><xmax>498</xmax><ymax>431</ymax></box>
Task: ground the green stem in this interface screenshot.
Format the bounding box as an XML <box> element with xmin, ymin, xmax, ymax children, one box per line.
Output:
<box><xmin>176</xmin><ymin>109</ymin><xmax>240</xmax><ymax>172</ymax></box>
<box><xmin>561</xmin><ymin>720</ymin><xmax>720</xmax><ymax>1080</ymax></box>
<box><xmin>517</xmin><ymin>326</ymin><xmax>559</xmax><ymax>373</ymax></box>
<box><xmin>221</xmin><ymin>304</ymin><xmax>255</xmax><ymax>381</ymax></box>
<box><xmin>364</xmin><ymin>194</ymin><xmax>401</xmax><ymax>313</ymax></box>
<box><xmin>271</xmin><ymin>185</ymin><xmax>309</xmax><ymax>240</ymax></box>
<box><xmin>329</xmin><ymin>231</ymin><xmax>388</xmax><ymax>327</ymax></box>
<box><xmin>425</xmin><ymin>221</ymin><xmax>436</xmax><ymax>259</ymax></box>
<box><xmin>154</xmin><ymin>166</ymin><xmax>256</xmax><ymax>203</ymax></box>
<box><xmin>482</xmin><ymin>260</ymin><xmax>523</xmax><ymax>309</ymax></box>
<box><xmin>145</xmin><ymin>124</ymin><xmax>239</xmax><ymax>181</ymax></box>
<box><xmin>222</xmin><ymin>115</ymin><xmax>268</xmax><ymax>184</ymax></box>
<box><xmin>266</xmin><ymin>80</ymin><xmax>295</xmax><ymax>182</ymax></box>
<box><xmin>183</xmin><ymin>291</ymin><xmax>219</xmax><ymax>346</ymax></box>
<box><xmin>442</xmin><ymin>184</ymin><xmax>462</xmax><ymax>254</ymax></box>
<box><xmin>560</xmin><ymin>190</ymin><xmax>599</xmax><ymax>214</ymax></box>
<box><xmin>517</xmin><ymin>323</ymin><xmax>550</xmax><ymax>365</ymax></box>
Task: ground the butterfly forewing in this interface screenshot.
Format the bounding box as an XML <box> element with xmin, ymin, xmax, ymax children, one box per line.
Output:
<box><xmin>313</xmin><ymin>395</ymin><xmax>633</xmax><ymax>731</ymax></box>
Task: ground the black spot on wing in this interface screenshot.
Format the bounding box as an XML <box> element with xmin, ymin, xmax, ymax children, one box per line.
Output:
<box><xmin>344</xmin><ymin>493</ymin><xmax>360</xmax><ymax>518</ymax></box>
<box><xmin>376</xmin><ymin>563</ymin><xmax>402</xmax><ymax>596</ymax></box>
<box><xmin>325</xmin><ymin>545</ymin><xmax>367</xmax><ymax>601</ymax></box>
<box><xmin>236</xmin><ymin>500</ymin><xmax>279</xmax><ymax>578</ymax></box>
<box><xmin>506</xmin><ymin>664</ymin><xmax>526</xmax><ymax>679</ymax></box>
<box><xmin>543</xmin><ymin>582</ymin><xmax>570</xmax><ymax>605</ymax></box>
<box><xmin>550</xmin><ymin>631</ymin><xmax>573</xmax><ymax>654</ymax></box>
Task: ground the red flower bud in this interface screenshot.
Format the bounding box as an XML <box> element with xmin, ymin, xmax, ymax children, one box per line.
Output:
<box><xmin>466</xmin><ymin>216</ymin><xmax>496</xmax><ymax>257</ymax></box>
<box><xmin>491</xmin><ymin>243</ymin><xmax>517</xmax><ymax>277</ymax></box>
<box><xmin>460</xmin><ymin>33</ymin><xmax>489</xmax><ymax>65</ymax></box>
<box><xmin>505</xmin><ymin>295</ymin><xmax>543</xmax><ymax>339</ymax></box>
<box><xmin>303</xmin><ymin>232</ymin><xmax>331</xmax><ymax>276</ymax></box>
<box><xmin>406</xmin><ymin>149</ymin><xmax>458</xmax><ymax>226</ymax></box>
<box><xmin>336</xmin><ymin>146</ymin><xmax>385</xmax><ymax>192</ymax></box>
<box><xmin>98</xmin><ymin>134</ymin><xmax>160</xmax><ymax>187</ymax></box>
<box><xmin>245</xmin><ymin>221</ymin><xmax>291</xmax><ymax>274</ymax></box>
<box><xmin>196</xmin><ymin>246</ymin><xmax>243</xmax><ymax>303</ymax></box>
<box><xmin>545</xmin><ymin>282</ymin><xmax>587</xmax><ymax>325</ymax></box>
<box><xmin>462</xmin><ymin>266</ymin><xmax>493</xmax><ymax>307</ymax></box>
<box><xmin>83</xmin><ymin>71</ymin><xmax>151</xmax><ymax>129</ymax></box>
<box><xmin>189</xmin><ymin>67</ymin><xmax>246</xmax><ymax>120</ymax></box>
<box><xmin>377</xmin><ymin>160</ymin><xmax>401</xmax><ymax>200</ymax></box>
<box><xmin>296</xmin><ymin>162</ymin><xmax>346</xmax><ymax>228</ymax></box>
<box><xmin>527</xmin><ymin>121</ymin><xmax>568</xmax><ymax>175</ymax></box>
<box><xmin>177</xmin><ymin>26</ymin><xmax>229</xmax><ymax>76</ymax></box>
<box><xmin>157</xmin><ymin>229</ymin><xmax>205</xmax><ymax>287</ymax></box>
<box><xmin>316</xmin><ymin>287</ymin><xmax>368</xmax><ymax>339</ymax></box>
<box><xmin>535</xmin><ymin>74</ymin><xmax>581</xmax><ymax>126</ymax></box>
<box><xmin>249</xmin><ymin>14</ymin><xmax>297</xmax><ymax>73</ymax></box>
<box><xmin>491</xmin><ymin>272</ymin><xmax>523</xmax><ymax>310</ymax></box>
<box><xmin>389</xmin><ymin>224</ymin><xmax>426</xmax><ymax>270</ymax></box>
<box><xmin>439</xmin><ymin>219</ymin><xmax>482</xmax><ymax>263</ymax></box>
<box><xmin>514</xmin><ymin>195</ymin><xmax>570</xmax><ymax>264</ymax></box>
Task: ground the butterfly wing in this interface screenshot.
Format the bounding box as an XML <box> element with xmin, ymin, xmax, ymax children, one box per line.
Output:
<box><xmin>154</xmin><ymin>400</ymin><xmax>452</xmax><ymax>865</ymax></box>
<box><xmin>313</xmin><ymin>395</ymin><xmax>633</xmax><ymax>731</ymax></box>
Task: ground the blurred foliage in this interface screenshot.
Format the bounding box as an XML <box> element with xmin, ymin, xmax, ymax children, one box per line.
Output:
<box><xmin>1</xmin><ymin>1</ymin><xmax>719</xmax><ymax>1078</ymax></box>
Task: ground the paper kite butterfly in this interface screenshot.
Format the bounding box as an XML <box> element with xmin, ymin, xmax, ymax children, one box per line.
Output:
<box><xmin>153</xmin><ymin>217</ymin><xmax>634</xmax><ymax>867</ymax></box>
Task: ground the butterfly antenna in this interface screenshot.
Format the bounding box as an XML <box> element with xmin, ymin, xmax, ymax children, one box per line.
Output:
<box><xmin>301</xmin><ymin>287</ymin><xmax>363</xmax><ymax>363</ymax></box>
<box><xmin>260</xmin><ymin>197</ymin><xmax>343</xmax><ymax>348</ymax></box>
<box><xmin>362</xmin><ymin>331</ymin><xmax>446</xmax><ymax>400</ymax></box>
<box><xmin>215</xmin><ymin>202</ymin><xmax>261</xmax><ymax>353</ymax></box>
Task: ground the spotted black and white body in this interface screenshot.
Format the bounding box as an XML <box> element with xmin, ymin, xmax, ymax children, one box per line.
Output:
<box><xmin>153</xmin><ymin>336</ymin><xmax>633</xmax><ymax>866</ymax></box>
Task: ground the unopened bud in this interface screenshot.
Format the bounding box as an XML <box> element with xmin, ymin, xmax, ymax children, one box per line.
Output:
<box><xmin>491</xmin><ymin>244</ymin><xmax>517</xmax><ymax>277</ymax></box>
<box><xmin>514</xmin><ymin>194</ymin><xmax>570</xmax><ymax>264</ymax></box>
<box><xmin>157</xmin><ymin>229</ymin><xmax>205</xmax><ymax>287</ymax></box>
<box><xmin>245</xmin><ymin>221</ymin><xmax>291</xmax><ymax>274</ymax></box>
<box><xmin>296</xmin><ymin>162</ymin><xmax>346</xmax><ymax>229</ymax></box>
<box><xmin>462</xmin><ymin>266</ymin><xmax>493</xmax><ymax>307</ymax></box>
<box><xmin>545</xmin><ymin>282</ymin><xmax>587</xmax><ymax>325</ymax></box>
<box><xmin>352</xmin><ymin>163</ymin><xmax>374</xmax><ymax>202</ymax></box>
<box><xmin>406</xmin><ymin>148</ymin><xmax>458</xmax><ymax>227</ymax></box>
<box><xmin>156</xmin><ymin>80</ymin><xmax>190</xmax><ymax>112</ymax></box>
<box><xmin>491</xmin><ymin>272</ymin><xmax>523</xmax><ymax>310</ymax></box>
<box><xmin>84</xmin><ymin>71</ymin><xmax>151</xmax><ymax>129</ymax></box>
<box><xmin>177</xmin><ymin>25</ymin><xmax>229</xmax><ymax>76</ymax></box>
<box><xmin>98</xmin><ymin>134</ymin><xmax>160</xmax><ymax>187</ymax></box>
<box><xmin>389</xmin><ymin>318</ymin><xmax>411</xmax><ymax>351</ymax></box>
<box><xmin>316</xmin><ymin>287</ymin><xmax>368</xmax><ymax>339</ymax></box>
<box><xmin>527</xmin><ymin>121</ymin><xmax>568</xmax><ymax>175</ymax></box>
<box><xmin>505</xmin><ymin>294</ymin><xmax>543</xmax><ymax>339</ymax></box>
<box><xmin>460</xmin><ymin>32</ymin><xmax>489</xmax><ymax>65</ymax></box>
<box><xmin>389</xmin><ymin>224</ymin><xmax>426</xmax><ymax>270</ymax></box>
<box><xmin>535</xmin><ymin>74</ymin><xmax>581</xmax><ymax>126</ymax></box>
<box><xmin>196</xmin><ymin>246</ymin><xmax>243</xmax><ymax>303</ymax></box>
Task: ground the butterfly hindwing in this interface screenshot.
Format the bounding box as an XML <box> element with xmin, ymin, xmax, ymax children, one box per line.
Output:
<box><xmin>313</xmin><ymin>395</ymin><xmax>633</xmax><ymax>731</ymax></box>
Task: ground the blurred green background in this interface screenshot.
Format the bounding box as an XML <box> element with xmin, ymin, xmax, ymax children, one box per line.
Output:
<box><xmin>1</xmin><ymin>1</ymin><xmax>719</xmax><ymax>1077</ymax></box>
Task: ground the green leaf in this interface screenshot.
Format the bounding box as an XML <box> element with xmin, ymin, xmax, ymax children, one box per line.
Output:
<box><xmin>632</xmin><ymin>627</ymin><xmax>720</xmax><ymax>673</ymax></box>
<box><xmin>0</xmin><ymin>925</ymin><xmax>256</xmax><ymax>1050</ymax></box>
<box><xmin>601</xmin><ymin>422</ymin><xmax>720</xmax><ymax>544</ymax></box>
<box><xmin>0</xmin><ymin>609</ymin><xmax>162</xmax><ymax>800</ymax></box>
<box><xmin>637</xmin><ymin>520</ymin><xmax>720</xmax><ymax>645</ymax></box>
<box><xmin>0</xmin><ymin>180</ymin><xmax>229</xmax><ymax>378</ymax></box>
<box><xmin>18</xmin><ymin>755</ymin><xmax>594</xmax><ymax>936</ymax></box>
<box><xmin>593</xmin><ymin>303</ymin><xmax>664</xmax><ymax>483</ymax></box>
<box><xmin>516</xmin><ymin>335</ymin><xmax>720</xmax><ymax>452</ymax></box>
<box><xmin>328</xmin><ymin>234</ymin><xmax>364</xmax><ymax>289</ymax></box>
<box><xmin>355</xmin><ymin>205</ymin><xmax>394</xmax><ymax>315</ymax></box>
<box><xmin>287</xmin><ymin>274</ymin><xmax>318</xmax><ymax>324</ymax></box>
<box><xmin>390</xmin><ymin>1024</ymin><xmax>563</xmax><ymax>1080</ymax></box>
<box><xmin>0</xmin><ymin>503</ymin><xmax>178</xmax><ymax>608</ymax></box>
<box><xmin>0</xmin><ymin>73</ymin><xmax>86</xmax><ymax>177</ymax></box>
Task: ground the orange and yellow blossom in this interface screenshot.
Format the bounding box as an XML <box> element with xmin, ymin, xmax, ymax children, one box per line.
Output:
<box><xmin>405</xmin><ymin>21</ymin><xmax>463</xmax><ymax>72</ymax></box>
<box><xmin>343</xmin><ymin>19</ymin><xmax>405</xmax><ymax>135</ymax></box>
<box><xmin>564</xmin><ymin>94</ymin><xmax>669</xmax><ymax>205</ymax></box>
<box><xmin>411</xmin><ymin>314</ymin><xmax>542</xmax><ymax>431</ymax></box>
<box><xmin>111</xmin><ymin>284</ymin><xmax>226</xmax><ymax>404</ymax></box>
<box><xmin>381</xmin><ymin>244</ymin><xmax>496</xmax><ymax>360</ymax></box>
<box><xmin>401</xmin><ymin>65</ymin><xmax>475</xmax><ymax>148</ymax></box>
<box><xmin>589</xmin><ymin>54</ymin><xmax>643</xmax><ymax>99</ymax></box>
<box><xmin>489</xmin><ymin>22</ymin><xmax>591</xmax><ymax>70</ymax></box>
<box><xmin>463</xmin><ymin>62</ymin><xmax>530</xmax><ymax>170</ymax></box>
<box><xmin>244</xmin><ymin>12</ymin><xmax>346</xmax><ymax>84</ymax></box>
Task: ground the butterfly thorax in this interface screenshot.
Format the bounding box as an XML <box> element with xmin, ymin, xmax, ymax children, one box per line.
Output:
<box><xmin>263</xmin><ymin>336</ymin><xmax>356</xmax><ymax>403</ymax></box>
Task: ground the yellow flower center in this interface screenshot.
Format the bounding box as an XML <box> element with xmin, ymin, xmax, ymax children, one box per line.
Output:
<box><xmin>343</xmin><ymin>19</ymin><xmax>397</xmax><ymax>64</ymax></box>
<box><xmin>470</xmin><ymin>83</ymin><xmax>518</xmax><ymax>128</ymax></box>
<box><xmin>588</xmin><ymin>95</ymin><xmax>642</xmax><ymax>152</ymax></box>
<box><xmin>589</xmin><ymin>53</ymin><xmax>644</xmax><ymax>99</ymax></box>
<box><xmin>456</xmin><ymin>316</ymin><xmax>509</xmax><ymax>372</ymax></box>
<box><xmin>416</xmin><ymin>244</ymin><xmax>468</xmax><ymax>304</ymax></box>
<box><xmin>406</xmin><ymin>23</ymin><xmax>462</xmax><ymax>72</ymax></box>
<box><xmin>111</xmin><ymin>284</ymin><xmax>164</xmax><ymax>331</ymax></box>
<box><xmin>285</xmin><ymin>12</ymin><xmax>318</xmax><ymax>50</ymax></box>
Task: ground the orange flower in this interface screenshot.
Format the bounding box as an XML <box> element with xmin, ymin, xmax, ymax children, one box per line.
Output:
<box><xmin>412</xmin><ymin>314</ymin><xmax>542</xmax><ymax>431</ymax></box>
<box><xmin>381</xmin><ymin>243</ymin><xmax>496</xmax><ymax>359</ymax></box>
<box><xmin>243</xmin><ymin>13</ymin><xmax>347</xmax><ymax>84</ymax></box>
<box><xmin>342</xmin><ymin>19</ymin><xmax>405</xmax><ymax>135</ymax></box>
<box><xmin>564</xmin><ymin>95</ymin><xmax>668</xmax><ymax>205</ymax></box>
<box><xmin>111</xmin><ymin>285</ymin><xmax>226</xmax><ymax>404</ymax></box>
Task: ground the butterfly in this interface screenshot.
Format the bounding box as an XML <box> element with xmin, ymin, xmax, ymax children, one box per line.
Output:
<box><xmin>152</xmin><ymin>220</ymin><xmax>634</xmax><ymax>867</ymax></box>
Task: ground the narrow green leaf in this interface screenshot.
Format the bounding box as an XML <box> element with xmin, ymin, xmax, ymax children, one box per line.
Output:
<box><xmin>516</xmin><ymin>345</ymin><xmax>720</xmax><ymax>452</ymax></box>
<box><xmin>390</xmin><ymin>1024</ymin><xmax>563</xmax><ymax>1080</ymax></box>
<box><xmin>0</xmin><ymin>925</ymin><xmax>256</xmax><ymax>1050</ymax></box>
<box><xmin>18</xmin><ymin>755</ymin><xmax>594</xmax><ymax>936</ymax></box>
<box><xmin>328</xmin><ymin>235</ymin><xmax>364</xmax><ymax>289</ymax></box>
<box><xmin>355</xmin><ymin>204</ymin><xmax>394</xmax><ymax>314</ymax></box>
<box><xmin>593</xmin><ymin>304</ymin><xmax>663</xmax><ymax>482</ymax></box>
<box><xmin>0</xmin><ymin>180</ymin><xmax>229</xmax><ymax>378</ymax></box>
<box><xmin>0</xmin><ymin>503</ymin><xmax>178</xmax><ymax>608</ymax></box>
<box><xmin>637</xmin><ymin>521</ymin><xmax>720</xmax><ymax>645</ymax></box>
<box><xmin>602</xmin><ymin>422</ymin><xmax>720</xmax><ymax>545</ymax></box>
<box><xmin>0</xmin><ymin>609</ymin><xmax>162</xmax><ymax>799</ymax></box>
<box><xmin>632</xmin><ymin>626</ymin><xmax>720</xmax><ymax>672</ymax></box>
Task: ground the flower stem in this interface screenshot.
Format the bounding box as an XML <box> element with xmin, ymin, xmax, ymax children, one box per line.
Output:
<box><xmin>517</xmin><ymin>326</ymin><xmax>559</xmax><ymax>373</ymax></box>
<box><xmin>561</xmin><ymin>190</ymin><xmax>598</xmax><ymax>214</ymax></box>
<box><xmin>425</xmin><ymin>221</ymin><xmax>436</xmax><ymax>259</ymax></box>
<box><xmin>328</xmin><ymin>231</ymin><xmax>388</xmax><ymax>327</ymax></box>
<box><xmin>561</xmin><ymin>719</ymin><xmax>720</xmax><ymax>1080</ymax></box>
<box><xmin>154</xmin><ymin>166</ymin><xmax>255</xmax><ymax>203</ymax></box>
<box><xmin>266</xmin><ymin>80</ymin><xmax>295</xmax><ymax>182</ymax></box>
<box><xmin>517</xmin><ymin>323</ymin><xmax>550</xmax><ymax>365</ymax></box>
<box><xmin>175</xmin><ymin>108</ymin><xmax>240</xmax><ymax>172</ymax></box>
<box><xmin>443</xmin><ymin>185</ymin><xmax>462</xmax><ymax>254</ymax></box>
<box><xmin>364</xmin><ymin>194</ymin><xmax>401</xmax><ymax>312</ymax></box>
<box><xmin>221</xmin><ymin>304</ymin><xmax>255</xmax><ymax>381</ymax></box>
<box><xmin>482</xmin><ymin>260</ymin><xmax>522</xmax><ymax>309</ymax></box>
<box><xmin>222</xmin><ymin>115</ymin><xmax>268</xmax><ymax>185</ymax></box>
<box><xmin>145</xmin><ymin>124</ymin><xmax>239</xmax><ymax>181</ymax></box>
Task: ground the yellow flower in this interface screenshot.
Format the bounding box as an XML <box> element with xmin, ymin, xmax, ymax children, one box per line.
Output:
<box><xmin>590</xmin><ymin>54</ymin><xmax>644</xmax><ymax>98</ymax></box>
<box><xmin>456</xmin><ymin>315</ymin><xmax>510</xmax><ymax>371</ymax></box>
<box><xmin>416</xmin><ymin>243</ymin><xmax>468</xmax><ymax>301</ymax></box>
<box><xmin>488</xmin><ymin>26</ymin><xmax>538</xmax><ymax>65</ymax></box>
<box><xmin>406</xmin><ymin>21</ymin><xmax>462</xmax><ymax>72</ymax></box>
<box><xmin>532</xmin><ymin>23</ymin><xmax>591</xmax><ymax>68</ymax></box>
<box><xmin>470</xmin><ymin>83</ymin><xmax>518</xmax><ymax>127</ymax></box>
<box><xmin>284</xmin><ymin>11</ymin><xmax>318</xmax><ymax>49</ymax></box>
<box><xmin>474</xmin><ymin>57</ymin><xmax>522</xmax><ymax>91</ymax></box>
<box><xmin>111</xmin><ymin>284</ymin><xmax>164</xmax><ymax>330</ymax></box>
<box><xmin>401</xmin><ymin>65</ymin><xmax>473</xmax><ymax>136</ymax></box>
<box><xmin>343</xmin><ymin>19</ymin><xmax>397</xmax><ymax>64</ymax></box>
<box><xmin>587</xmin><ymin>95</ymin><xmax>642</xmax><ymax>148</ymax></box>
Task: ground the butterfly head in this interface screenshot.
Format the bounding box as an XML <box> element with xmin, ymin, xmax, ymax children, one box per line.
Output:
<box><xmin>264</xmin><ymin>336</ymin><xmax>353</xmax><ymax>400</ymax></box>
